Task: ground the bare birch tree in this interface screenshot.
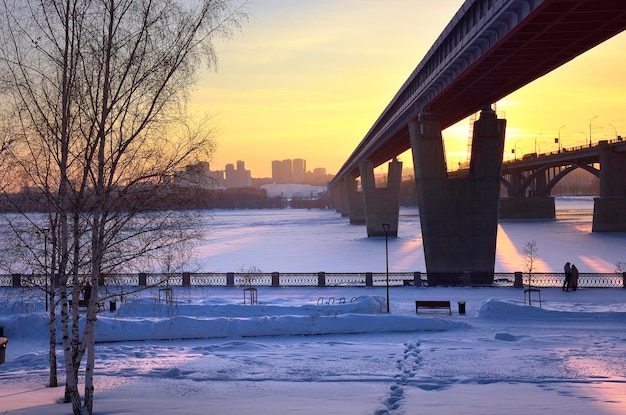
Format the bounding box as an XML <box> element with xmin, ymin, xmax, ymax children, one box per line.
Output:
<box><xmin>0</xmin><ymin>1</ymin><xmax>247</xmax><ymax>413</ymax></box>
<box><xmin>523</xmin><ymin>240</ymin><xmax>539</xmax><ymax>285</ymax></box>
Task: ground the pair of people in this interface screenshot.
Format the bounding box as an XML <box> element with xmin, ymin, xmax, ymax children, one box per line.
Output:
<box><xmin>563</xmin><ymin>262</ymin><xmax>578</xmax><ymax>291</ymax></box>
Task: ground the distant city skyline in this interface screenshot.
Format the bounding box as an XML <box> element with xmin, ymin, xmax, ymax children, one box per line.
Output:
<box><xmin>178</xmin><ymin>158</ymin><xmax>333</xmax><ymax>188</ymax></box>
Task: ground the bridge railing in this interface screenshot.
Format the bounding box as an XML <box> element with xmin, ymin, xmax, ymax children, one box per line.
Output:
<box><xmin>502</xmin><ymin>138</ymin><xmax>625</xmax><ymax>165</ymax></box>
<box><xmin>1</xmin><ymin>272</ymin><xmax>624</xmax><ymax>288</ymax></box>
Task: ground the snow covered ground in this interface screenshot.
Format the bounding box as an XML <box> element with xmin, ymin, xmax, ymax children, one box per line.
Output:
<box><xmin>1</xmin><ymin>197</ymin><xmax>626</xmax><ymax>414</ymax></box>
<box><xmin>1</xmin><ymin>286</ymin><xmax>626</xmax><ymax>414</ymax></box>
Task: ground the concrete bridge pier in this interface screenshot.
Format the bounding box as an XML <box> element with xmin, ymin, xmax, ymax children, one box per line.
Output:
<box><xmin>593</xmin><ymin>141</ymin><xmax>626</xmax><ymax>232</ymax></box>
<box><xmin>345</xmin><ymin>176</ymin><xmax>366</xmax><ymax>224</ymax></box>
<box><xmin>329</xmin><ymin>183</ymin><xmax>339</xmax><ymax>211</ymax></box>
<box><xmin>359</xmin><ymin>158</ymin><xmax>403</xmax><ymax>237</ymax></box>
<box><xmin>499</xmin><ymin>196</ymin><xmax>555</xmax><ymax>219</ymax></box>
<box><xmin>500</xmin><ymin>166</ymin><xmax>555</xmax><ymax>219</ymax></box>
<box><xmin>332</xmin><ymin>179</ymin><xmax>349</xmax><ymax>217</ymax></box>
<box><xmin>410</xmin><ymin>107</ymin><xmax>506</xmax><ymax>285</ymax></box>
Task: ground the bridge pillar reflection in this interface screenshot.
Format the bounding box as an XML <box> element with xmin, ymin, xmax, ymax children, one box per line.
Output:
<box><xmin>410</xmin><ymin>107</ymin><xmax>505</xmax><ymax>285</ymax></box>
<box><xmin>345</xmin><ymin>176</ymin><xmax>365</xmax><ymax>224</ymax></box>
<box><xmin>593</xmin><ymin>141</ymin><xmax>626</xmax><ymax>232</ymax></box>
<box><xmin>359</xmin><ymin>158</ymin><xmax>402</xmax><ymax>237</ymax></box>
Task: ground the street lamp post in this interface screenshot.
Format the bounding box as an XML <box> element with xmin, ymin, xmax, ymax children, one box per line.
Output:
<box><xmin>534</xmin><ymin>133</ymin><xmax>542</xmax><ymax>154</ymax></box>
<box><xmin>609</xmin><ymin>124</ymin><xmax>618</xmax><ymax>139</ymax></box>
<box><xmin>580</xmin><ymin>130</ymin><xmax>587</xmax><ymax>147</ymax></box>
<box><xmin>557</xmin><ymin>125</ymin><xmax>565</xmax><ymax>152</ymax></box>
<box><xmin>512</xmin><ymin>139</ymin><xmax>523</xmax><ymax>160</ymax></box>
<box><xmin>382</xmin><ymin>223</ymin><xmax>390</xmax><ymax>313</ymax></box>
<box><xmin>589</xmin><ymin>115</ymin><xmax>598</xmax><ymax>146</ymax></box>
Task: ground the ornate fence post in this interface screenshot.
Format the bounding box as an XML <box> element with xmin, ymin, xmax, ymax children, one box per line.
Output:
<box><xmin>317</xmin><ymin>272</ymin><xmax>326</xmax><ymax>287</ymax></box>
<box><xmin>182</xmin><ymin>272</ymin><xmax>191</xmax><ymax>287</ymax></box>
<box><xmin>138</xmin><ymin>272</ymin><xmax>147</xmax><ymax>287</ymax></box>
<box><xmin>365</xmin><ymin>272</ymin><xmax>373</xmax><ymax>287</ymax></box>
<box><xmin>271</xmin><ymin>272</ymin><xmax>280</xmax><ymax>287</ymax></box>
<box><xmin>513</xmin><ymin>271</ymin><xmax>523</xmax><ymax>288</ymax></box>
<box><xmin>11</xmin><ymin>274</ymin><xmax>21</xmax><ymax>287</ymax></box>
<box><xmin>413</xmin><ymin>271</ymin><xmax>422</xmax><ymax>287</ymax></box>
<box><xmin>226</xmin><ymin>272</ymin><xmax>235</xmax><ymax>287</ymax></box>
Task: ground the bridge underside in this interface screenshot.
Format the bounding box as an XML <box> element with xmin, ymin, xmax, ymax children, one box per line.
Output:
<box><xmin>338</xmin><ymin>0</ymin><xmax>626</xmax><ymax>176</ymax></box>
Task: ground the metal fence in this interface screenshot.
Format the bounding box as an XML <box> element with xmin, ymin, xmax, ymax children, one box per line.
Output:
<box><xmin>493</xmin><ymin>272</ymin><xmax>625</xmax><ymax>288</ymax></box>
<box><xmin>1</xmin><ymin>271</ymin><xmax>625</xmax><ymax>288</ymax></box>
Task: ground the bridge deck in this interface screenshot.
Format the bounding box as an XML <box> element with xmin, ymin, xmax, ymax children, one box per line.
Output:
<box><xmin>334</xmin><ymin>0</ymin><xmax>626</xmax><ymax>181</ymax></box>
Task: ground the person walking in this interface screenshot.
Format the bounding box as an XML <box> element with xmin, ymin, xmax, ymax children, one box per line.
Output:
<box><xmin>563</xmin><ymin>262</ymin><xmax>572</xmax><ymax>291</ymax></box>
<box><xmin>570</xmin><ymin>264</ymin><xmax>579</xmax><ymax>291</ymax></box>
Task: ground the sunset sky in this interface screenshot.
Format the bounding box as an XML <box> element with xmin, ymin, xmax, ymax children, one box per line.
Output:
<box><xmin>191</xmin><ymin>0</ymin><xmax>626</xmax><ymax>178</ymax></box>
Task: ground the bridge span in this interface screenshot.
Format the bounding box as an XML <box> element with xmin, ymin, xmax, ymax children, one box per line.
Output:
<box><xmin>330</xmin><ymin>0</ymin><xmax>626</xmax><ymax>285</ymax></box>
<box><xmin>498</xmin><ymin>139</ymin><xmax>626</xmax><ymax>232</ymax></box>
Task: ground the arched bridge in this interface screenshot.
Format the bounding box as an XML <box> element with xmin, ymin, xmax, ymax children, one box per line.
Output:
<box><xmin>330</xmin><ymin>0</ymin><xmax>626</xmax><ymax>284</ymax></box>
<box><xmin>498</xmin><ymin>139</ymin><xmax>626</xmax><ymax>229</ymax></box>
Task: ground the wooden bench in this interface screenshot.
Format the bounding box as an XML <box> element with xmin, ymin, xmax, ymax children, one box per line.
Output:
<box><xmin>415</xmin><ymin>300</ymin><xmax>451</xmax><ymax>315</ymax></box>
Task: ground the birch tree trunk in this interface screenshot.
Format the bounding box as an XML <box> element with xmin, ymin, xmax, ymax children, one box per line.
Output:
<box><xmin>47</xmin><ymin>272</ymin><xmax>58</xmax><ymax>388</ymax></box>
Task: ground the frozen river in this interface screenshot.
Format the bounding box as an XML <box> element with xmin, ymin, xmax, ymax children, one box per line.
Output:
<box><xmin>194</xmin><ymin>196</ymin><xmax>626</xmax><ymax>274</ymax></box>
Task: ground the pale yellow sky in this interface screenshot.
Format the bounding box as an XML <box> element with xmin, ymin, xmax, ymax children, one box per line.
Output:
<box><xmin>191</xmin><ymin>0</ymin><xmax>626</xmax><ymax>178</ymax></box>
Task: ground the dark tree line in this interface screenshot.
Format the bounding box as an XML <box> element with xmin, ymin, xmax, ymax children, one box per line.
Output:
<box><xmin>0</xmin><ymin>185</ymin><xmax>296</xmax><ymax>212</ymax></box>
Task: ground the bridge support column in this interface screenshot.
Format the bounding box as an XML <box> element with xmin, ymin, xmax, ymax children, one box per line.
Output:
<box><xmin>359</xmin><ymin>158</ymin><xmax>402</xmax><ymax>237</ymax></box>
<box><xmin>345</xmin><ymin>176</ymin><xmax>365</xmax><ymax>224</ymax></box>
<box><xmin>593</xmin><ymin>141</ymin><xmax>626</xmax><ymax>232</ymax></box>
<box><xmin>334</xmin><ymin>179</ymin><xmax>349</xmax><ymax>217</ymax></box>
<box><xmin>500</xmin><ymin>165</ymin><xmax>555</xmax><ymax>219</ymax></box>
<box><xmin>499</xmin><ymin>196</ymin><xmax>555</xmax><ymax>219</ymax></box>
<box><xmin>328</xmin><ymin>184</ymin><xmax>341</xmax><ymax>213</ymax></box>
<box><xmin>410</xmin><ymin>107</ymin><xmax>506</xmax><ymax>285</ymax></box>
